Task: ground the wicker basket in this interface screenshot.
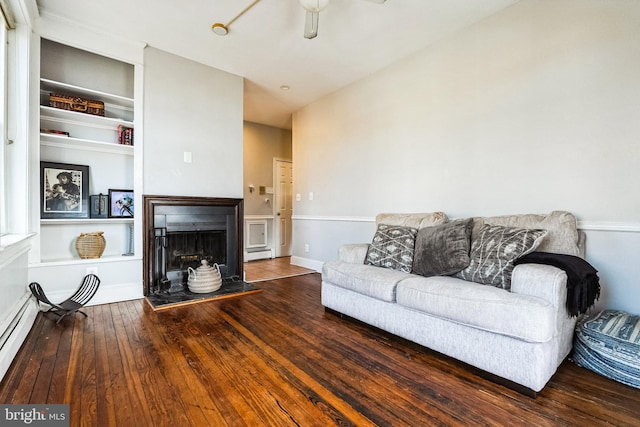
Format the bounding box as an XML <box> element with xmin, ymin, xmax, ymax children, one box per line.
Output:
<box><xmin>76</xmin><ymin>231</ymin><xmax>106</xmax><ymax>259</ymax></box>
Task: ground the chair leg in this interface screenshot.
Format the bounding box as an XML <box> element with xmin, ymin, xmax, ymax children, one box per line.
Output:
<box><xmin>54</xmin><ymin>310</ymin><xmax>89</xmax><ymax>324</ymax></box>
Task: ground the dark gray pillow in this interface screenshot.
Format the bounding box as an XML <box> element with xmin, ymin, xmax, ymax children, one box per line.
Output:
<box><xmin>456</xmin><ymin>224</ymin><xmax>547</xmax><ymax>290</ymax></box>
<box><xmin>365</xmin><ymin>224</ymin><xmax>417</xmax><ymax>272</ymax></box>
<box><xmin>411</xmin><ymin>219</ymin><xmax>473</xmax><ymax>277</ymax></box>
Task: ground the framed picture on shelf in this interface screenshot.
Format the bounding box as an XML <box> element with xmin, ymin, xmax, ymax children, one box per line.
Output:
<box><xmin>41</xmin><ymin>161</ymin><xmax>89</xmax><ymax>219</ymax></box>
<box><xmin>108</xmin><ymin>189</ymin><xmax>134</xmax><ymax>218</ymax></box>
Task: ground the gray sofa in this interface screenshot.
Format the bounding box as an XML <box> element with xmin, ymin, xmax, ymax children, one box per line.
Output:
<box><xmin>321</xmin><ymin>211</ymin><xmax>585</xmax><ymax>395</ymax></box>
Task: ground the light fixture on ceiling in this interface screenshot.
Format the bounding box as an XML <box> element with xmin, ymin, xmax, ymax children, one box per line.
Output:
<box><xmin>211</xmin><ymin>23</ymin><xmax>228</xmax><ymax>35</ymax></box>
<box><xmin>280</xmin><ymin>85</ymin><xmax>290</xmax><ymax>91</ymax></box>
<box><xmin>212</xmin><ymin>0</ymin><xmax>262</xmax><ymax>36</ymax></box>
<box><xmin>299</xmin><ymin>0</ymin><xmax>329</xmax><ymax>39</ymax></box>
<box><xmin>213</xmin><ymin>0</ymin><xmax>386</xmax><ymax>39</ymax></box>
<box><xmin>298</xmin><ymin>0</ymin><xmax>386</xmax><ymax>39</ymax></box>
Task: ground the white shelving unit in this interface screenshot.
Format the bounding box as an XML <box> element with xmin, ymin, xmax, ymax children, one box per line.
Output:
<box><xmin>37</xmin><ymin>39</ymin><xmax>138</xmax><ymax>266</ymax></box>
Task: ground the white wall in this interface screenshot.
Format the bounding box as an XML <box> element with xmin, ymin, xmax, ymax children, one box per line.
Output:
<box><xmin>143</xmin><ymin>47</ymin><xmax>244</xmax><ymax>199</ymax></box>
<box><xmin>292</xmin><ymin>0</ymin><xmax>640</xmax><ymax>314</ymax></box>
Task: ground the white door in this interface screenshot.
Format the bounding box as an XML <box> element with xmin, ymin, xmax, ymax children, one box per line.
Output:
<box><xmin>274</xmin><ymin>160</ymin><xmax>293</xmax><ymax>257</ymax></box>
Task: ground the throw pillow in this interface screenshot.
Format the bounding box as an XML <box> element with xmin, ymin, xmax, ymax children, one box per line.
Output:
<box><xmin>456</xmin><ymin>224</ymin><xmax>547</xmax><ymax>290</ymax></box>
<box><xmin>365</xmin><ymin>224</ymin><xmax>417</xmax><ymax>272</ymax></box>
<box><xmin>412</xmin><ymin>218</ymin><xmax>473</xmax><ymax>277</ymax></box>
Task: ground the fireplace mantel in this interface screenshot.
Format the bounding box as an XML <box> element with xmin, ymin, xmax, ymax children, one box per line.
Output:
<box><xmin>142</xmin><ymin>195</ymin><xmax>244</xmax><ymax>296</ymax></box>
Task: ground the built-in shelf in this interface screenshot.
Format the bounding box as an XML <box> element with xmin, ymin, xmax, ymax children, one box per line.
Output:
<box><xmin>32</xmin><ymin>254</ymin><xmax>142</xmax><ymax>267</ymax></box>
<box><xmin>37</xmin><ymin>39</ymin><xmax>138</xmax><ymax>267</ymax></box>
<box><xmin>41</xmin><ymin>218</ymin><xmax>134</xmax><ymax>226</ymax></box>
<box><xmin>40</xmin><ymin>132</ymin><xmax>133</xmax><ymax>155</ymax></box>
<box><xmin>40</xmin><ymin>78</ymin><xmax>134</xmax><ymax>111</ymax></box>
<box><xmin>40</xmin><ymin>105</ymin><xmax>133</xmax><ymax>129</ymax></box>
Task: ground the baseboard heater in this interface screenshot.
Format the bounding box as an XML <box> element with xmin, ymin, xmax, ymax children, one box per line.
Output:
<box><xmin>0</xmin><ymin>293</ymin><xmax>38</xmax><ymax>382</ymax></box>
<box><xmin>245</xmin><ymin>250</ymin><xmax>273</xmax><ymax>262</ymax></box>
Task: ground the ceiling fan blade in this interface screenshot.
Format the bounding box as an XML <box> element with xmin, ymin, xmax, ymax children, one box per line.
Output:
<box><xmin>304</xmin><ymin>10</ymin><xmax>320</xmax><ymax>39</ymax></box>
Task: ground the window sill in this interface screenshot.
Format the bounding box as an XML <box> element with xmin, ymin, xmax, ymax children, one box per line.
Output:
<box><xmin>0</xmin><ymin>233</ymin><xmax>36</xmax><ymax>258</ymax></box>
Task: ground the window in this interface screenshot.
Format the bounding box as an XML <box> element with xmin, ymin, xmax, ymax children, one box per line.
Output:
<box><xmin>0</xmin><ymin>1</ymin><xmax>15</xmax><ymax>236</ymax></box>
<box><xmin>0</xmin><ymin>18</ymin><xmax>7</xmax><ymax>234</ymax></box>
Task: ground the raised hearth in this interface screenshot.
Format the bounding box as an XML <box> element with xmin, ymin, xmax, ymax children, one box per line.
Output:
<box><xmin>143</xmin><ymin>195</ymin><xmax>244</xmax><ymax>296</ymax></box>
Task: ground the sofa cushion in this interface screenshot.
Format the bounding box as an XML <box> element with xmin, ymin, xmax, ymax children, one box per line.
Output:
<box><xmin>396</xmin><ymin>276</ymin><xmax>555</xmax><ymax>342</ymax></box>
<box><xmin>412</xmin><ymin>218</ymin><xmax>472</xmax><ymax>277</ymax></box>
<box><xmin>475</xmin><ymin>211</ymin><xmax>581</xmax><ymax>257</ymax></box>
<box><xmin>322</xmin><ymin>260</ymin><xmax>413</xmax><ymax>302</ymax></box>
<box><xmin>456</xmin><ymin>224</ymin><xmax>547</xmax><ymax>290</ymax></box>
<box><xmin>365</xmin><ymin>224</ymin><xmax>417</xmax><ymax>272</ymax></box>
<box><xmin>376</xmin><ymin>212</ymin><xmax>448</xmax><ymax>229</ymax></box>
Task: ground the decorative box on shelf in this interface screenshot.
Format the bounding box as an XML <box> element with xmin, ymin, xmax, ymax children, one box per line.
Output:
<box><xmin>49</xmin><ymin>92</ymin><xmax>105</xmax><ymax>116</ymax></box>
<box><xmin>90</xmin><ymin>194</ymin><xmax>109</xmax><ymax>219</ymax></box>
<box><xmin>117</xmin><ymin>125</ymin><xmax>134</xmax><ymax>145</ymax></box>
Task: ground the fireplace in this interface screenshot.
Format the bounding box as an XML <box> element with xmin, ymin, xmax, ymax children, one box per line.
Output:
<box><xmin>143</xmin><ymin>195</ymin><xmax>244</xmax><ymax>296</ymax></box>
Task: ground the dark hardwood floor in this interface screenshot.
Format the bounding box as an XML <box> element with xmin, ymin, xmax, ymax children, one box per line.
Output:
<box><xmin>1</xmin><ymin>273</ymin><xmax>639</xmax><ymax>426</ymax></box>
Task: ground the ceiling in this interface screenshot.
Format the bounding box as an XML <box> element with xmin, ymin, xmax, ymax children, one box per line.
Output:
<box><xmin>35</xmin><ymin>0</ymin><xmax>520</xmax><ymax>130</ymax></box>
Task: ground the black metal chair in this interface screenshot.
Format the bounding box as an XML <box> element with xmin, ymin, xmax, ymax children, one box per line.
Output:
<box><xmin>29</xmin><ymin>274</ymin><xmax>100</xmax><ymax>324</ymax></box>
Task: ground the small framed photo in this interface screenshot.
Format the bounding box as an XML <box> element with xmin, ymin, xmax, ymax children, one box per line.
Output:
<box><xmin>41</xmin><ymin>161</ymin><xmax>89</xmax><ymax>219</ymax></box>
<box><xmin>108</xmin><ymin>189</ymin><xmax>134</xmax><ymax>218</ymax></box>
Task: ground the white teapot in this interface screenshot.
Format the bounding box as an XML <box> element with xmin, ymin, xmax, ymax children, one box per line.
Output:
<box><xmin>187</xmin><ymin>260</ymin><xmax>222</xmax><ymax>293</ymax></box>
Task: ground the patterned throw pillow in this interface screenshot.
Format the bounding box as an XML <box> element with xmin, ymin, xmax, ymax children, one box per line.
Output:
<box><xmin>456</xmin><ymin>224</ymin><xmax>547</xmax><ymax>290</ymax></box>
<box><xmin>365</xmin><ymin>224</ymin><xmax>418</xmax><ymax>272</ymax></box>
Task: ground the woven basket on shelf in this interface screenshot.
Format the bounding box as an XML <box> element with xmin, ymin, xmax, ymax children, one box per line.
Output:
<box><xmin>75</xmin><ymin>231</ymin><xmax>106</xmax><ymax>259</ymax></box>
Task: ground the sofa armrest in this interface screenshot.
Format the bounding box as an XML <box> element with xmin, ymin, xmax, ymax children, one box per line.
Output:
<box><xmin>338</xmin><ymin>244</ymin><xmax>369</xmax><ymax>264</ymax></box>
<box><xmin>511</xmin><ymin>263</ymin><xmax>578</xmax><ymax>365</ymax></box>
<box><xmin>511</xmin><ymin>264</ymin><xmax>567</xmax><ymax>309</ymax></box>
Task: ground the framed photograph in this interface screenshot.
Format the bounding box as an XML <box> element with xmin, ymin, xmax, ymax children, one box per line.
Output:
<box><xmin>41</xmin><ymin>161</ymin><xmax>89</xmax><ymax>219</ymax></box>
<box><xmin>109</xmin><ymin>189</ymin><xmax>134</xmax><ymax>218</ymax></box>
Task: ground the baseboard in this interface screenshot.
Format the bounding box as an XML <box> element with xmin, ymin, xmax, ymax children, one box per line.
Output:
<box><xmin>290</xmin><ymin>256</ymin><xmax>323</xmax><ymax>272</ymax></box>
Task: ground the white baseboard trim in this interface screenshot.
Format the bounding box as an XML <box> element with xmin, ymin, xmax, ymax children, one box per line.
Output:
<box><xmin>245</xmin><ymin>250</ymin><xmax>273</xmax><ymax>262</ymax></box>
<box><xmin>290</xmin><ymin>256</ymin><xmax>323</xmax><ymax>272</ymax></box>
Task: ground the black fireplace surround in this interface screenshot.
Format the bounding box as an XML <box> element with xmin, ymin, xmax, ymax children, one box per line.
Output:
<box><xmin>143</xmin><ymin>195</ymin><xmax>244</xmax><ymax>296</ymax></box>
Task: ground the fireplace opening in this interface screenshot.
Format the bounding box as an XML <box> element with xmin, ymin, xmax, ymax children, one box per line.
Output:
<box><xmin>167</xmin><ymin>230</ymin><xmax>227</xmax><ymax>271</ymax></box>
<box><xmin>143</xmin><ymin>196</ymin><xmax>244</xmax><ymax>296</ymax></box>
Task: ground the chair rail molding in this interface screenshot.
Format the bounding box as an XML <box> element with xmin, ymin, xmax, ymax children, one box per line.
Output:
<box><xmin>292</xmin><ymin>215</ymin><xmax>640</xmax><ymax>233</ymax></box>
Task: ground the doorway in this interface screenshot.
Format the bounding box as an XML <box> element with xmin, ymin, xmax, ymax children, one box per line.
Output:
<box><xmin>273</xmin><ymin>159</ymin><xmax>293</xmax><ymax>257</ymax></box>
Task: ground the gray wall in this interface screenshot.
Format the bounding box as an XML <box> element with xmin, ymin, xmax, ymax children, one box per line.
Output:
<box><xmin>143</xmin><ymin>47</ymin><xmax>244</xmax><ymax>199</ymax></box>
<box><xmin>291</xmin><ymin>0</ymin><xmax>640</xmax><ymax>314</ymax></box>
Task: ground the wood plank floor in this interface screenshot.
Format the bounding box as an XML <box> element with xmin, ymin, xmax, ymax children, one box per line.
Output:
<box><xmin>2</xmin><ymin>273</ymin><xmax>639</xmax><ymax>426</ymax></box>
<box><xmin>244</xmin><ymin>256</ymin><xmax>315</xmax><ymax>283</ymax></box>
